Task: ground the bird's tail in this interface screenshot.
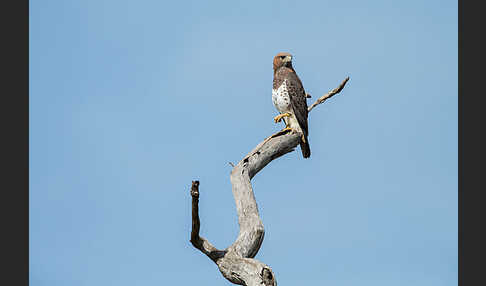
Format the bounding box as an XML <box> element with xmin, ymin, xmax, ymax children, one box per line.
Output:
<box><xmin>300</xmin><ymin>137</ymin><xmax>311</xmax><ymax>158</ymax></box>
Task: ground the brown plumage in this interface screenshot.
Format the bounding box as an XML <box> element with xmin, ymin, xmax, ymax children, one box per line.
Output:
<box><xmin>272</xmin><ymin>52</ymin><xmax>311</xmax><ymax>158</ymax></box>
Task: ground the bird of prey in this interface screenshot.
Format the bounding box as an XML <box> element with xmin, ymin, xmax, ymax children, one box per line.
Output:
<box><xmin>272</xmin><ymin>52</ymin><xmax>311</xmax><ymax>158</ymax></box>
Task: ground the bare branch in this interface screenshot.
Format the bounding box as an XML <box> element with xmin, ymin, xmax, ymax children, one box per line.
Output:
<box><xmin>189</xmin><ymin>181</ymin><xmax>226</xmax><ymax>263</ymax></box>
<box><xmin>188</xmin><ymin>76</ymin><xmax>349</xmax><ymax>285</ymax></box>
<box><xmin>307</xmin><ymin>76</ymin><xmax>349</xmax><ymax>112</ymax></box>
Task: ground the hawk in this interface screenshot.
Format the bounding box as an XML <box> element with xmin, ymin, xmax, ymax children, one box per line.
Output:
<box><xmin>272</xmin><ymin>52</ymin><xmax>311</xmax><ymax>158</ymax></box>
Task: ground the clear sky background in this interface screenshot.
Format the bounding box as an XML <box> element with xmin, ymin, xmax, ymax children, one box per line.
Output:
<box><xmin>30</xmin><ymin>0</ymin><xmax>457</xmax><ymax>285</ymax></box>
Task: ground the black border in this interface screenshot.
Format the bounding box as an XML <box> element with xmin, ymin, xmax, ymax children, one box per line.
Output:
<box><xmin>459</xmin><ymin>1</ymin><xmax>483</xmax><ymax>286</ymax></box>
<box><xmin>2</xmin><ymin>0</ymin><xmax>29</xmax><ymax>285</ymax></box>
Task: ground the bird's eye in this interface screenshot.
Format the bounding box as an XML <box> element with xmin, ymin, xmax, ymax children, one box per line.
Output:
<box><xmin>280</xmin><ymin>56</ymin><xmax>286</xmax><ymax>59</ymax></box>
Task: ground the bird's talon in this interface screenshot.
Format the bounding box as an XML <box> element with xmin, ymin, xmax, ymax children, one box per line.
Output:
<box><xmin>274</xmin><ymin>113</ymin><xmax>291</xmax><ymax>123</ymax></box>
<box><xmin>281</xmin><ymin>127</ymin><xmax>294</xmax><ymax>133</ymax></box>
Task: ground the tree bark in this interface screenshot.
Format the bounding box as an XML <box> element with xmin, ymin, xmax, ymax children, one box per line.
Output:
<box><xmin>189</xmin><ymin>77</ymin><xmax>349</xmax><ymax>286</ymax></box>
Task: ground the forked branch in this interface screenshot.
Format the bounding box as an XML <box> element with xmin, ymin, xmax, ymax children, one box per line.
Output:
<box><xmin>189</xmin><ymin>77</ymin><xmax>349</xmax><ymax>286</ymax></box>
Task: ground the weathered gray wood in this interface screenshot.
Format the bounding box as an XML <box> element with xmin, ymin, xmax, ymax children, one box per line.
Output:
<box><xmin>307</xmin><ymin>77</ymin><xmax>349</xmax><ymax>112</ymax></box>
<box><xmin>189</xmin><ymin>77</ymin><xmax>349</xmax><ymax>285</ymax></box>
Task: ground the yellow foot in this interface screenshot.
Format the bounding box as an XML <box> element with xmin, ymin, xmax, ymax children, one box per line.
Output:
<box><xmin>281</xmin><ymin>127</ymin><xmax>296</xmax><ymax>133</ymax></box>
<box><xmin>274</xmin><ymin>113</ymin><xmax>291</xmax><ymax>123</ymax></box>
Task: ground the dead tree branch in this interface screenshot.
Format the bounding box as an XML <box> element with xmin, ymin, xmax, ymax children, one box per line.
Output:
<box><xmin>190</xmin><ymin>181</ymin><xmax>226</xmax><ymax>263</ymax></box>
<box><xmin>307</xmin><ymin>76</ymin><xmax>349</xmax><ymax>112</ymax></box>
<box><xmin>189</xmin><ymin>77</ymin><xmax>349</xmax><ymax>286</ymax></box>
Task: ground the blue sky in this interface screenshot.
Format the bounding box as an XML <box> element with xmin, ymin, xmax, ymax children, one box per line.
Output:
<box><xmin>30</xmin><ymin>0</ymin><xmax>457</xmax><ymax>285</ymax></box>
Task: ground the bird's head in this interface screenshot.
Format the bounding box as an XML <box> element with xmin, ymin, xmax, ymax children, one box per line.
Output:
<box><xmin>273</xmin><ymin>52</ymin><xmax>293</xmax><ymax>72</ymax></box>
